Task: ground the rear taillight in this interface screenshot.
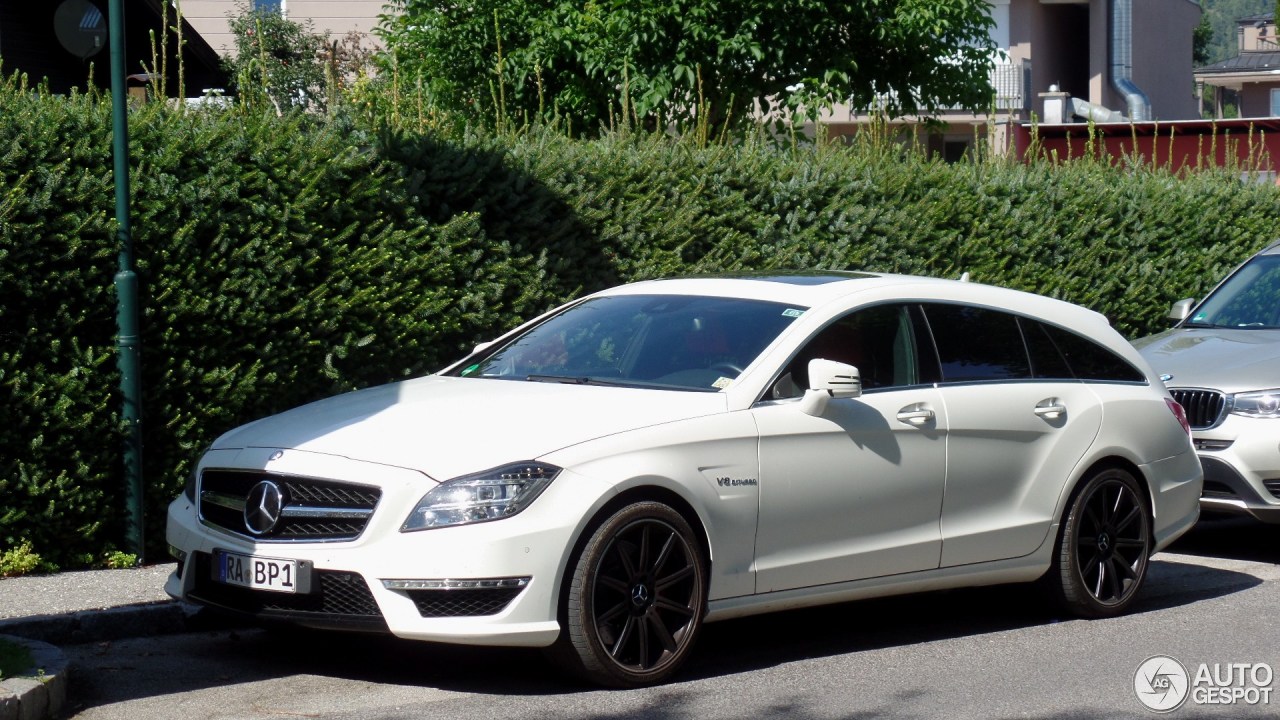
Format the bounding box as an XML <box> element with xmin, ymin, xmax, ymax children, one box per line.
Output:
<box><xmin>1166</xmin><ymin>398</ymin><xmax>1192</xmax><ymax>438</ymax></box>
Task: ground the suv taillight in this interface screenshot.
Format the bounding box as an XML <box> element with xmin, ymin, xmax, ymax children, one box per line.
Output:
<box><xmin>1166</xmin><ymin>398</ymin><xmax>1192</xmax><ymax>438</ymax></box>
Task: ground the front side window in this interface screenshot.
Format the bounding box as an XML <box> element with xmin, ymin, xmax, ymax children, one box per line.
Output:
<box><xmin>452</xmin><ymin>294</ymin><xmax>805</xmax><ymax>391</ymax></box>
<box><xmin>768</xmin><ymin>304</ymin><xmax>928</xmax><ymax>399</ymax></box>
<box><xmin>1188</xmin><ymin>253</ymin><xmax>1280</xmax><ymax>329</ymax></box>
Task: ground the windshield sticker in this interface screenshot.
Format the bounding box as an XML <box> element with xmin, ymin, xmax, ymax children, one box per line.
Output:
<box><xmin>460</xmin><ymin>364</ymin><xmax>481</xmax><ymax>376</ymax></box>
<box><xmin>782</xmin><ymin>308</ymin><xmax>805</xmax><ymax>318</ymax></box>
<box><xmin>712</xmin><ymin>376</ymin><xmax>733</xmax><ymax>389</ymax></box>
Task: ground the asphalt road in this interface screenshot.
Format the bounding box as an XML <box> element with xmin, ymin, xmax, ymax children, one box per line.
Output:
<box><xmin>62</xmin><ymin>518</ymin><xmax>1279</xmax><ymax>720</ymax></box>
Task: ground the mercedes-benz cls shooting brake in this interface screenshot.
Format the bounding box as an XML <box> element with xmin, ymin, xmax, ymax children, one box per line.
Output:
<box><xmin>167</xmin><ymin>272</ymin><xmax>1202</xmax><ymax>686</ymax></box>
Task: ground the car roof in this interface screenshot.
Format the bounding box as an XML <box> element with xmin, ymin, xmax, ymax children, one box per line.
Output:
<box><xmin>594</xmin><ymin>271</ymin><xmax>965</xmax><ymax>307</ymax></box>
<box><xmin>589</xmin><ymin>271</ymin><xmax>1116</xmax><ymax>337</ymax></box>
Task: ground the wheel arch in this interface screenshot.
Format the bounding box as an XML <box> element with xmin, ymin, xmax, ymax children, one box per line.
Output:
<box><xmin>1058</xmin><ymin>454</ymin><xmax>1156</xmax><ymax>544</ymax></box>
<box><xmin>552</xmin><ymin>483</ymin><xmax>713</xmax><ymax>625</ymax></box>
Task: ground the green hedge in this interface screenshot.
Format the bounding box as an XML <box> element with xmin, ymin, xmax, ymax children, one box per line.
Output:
<box><xmin>2</xmin><ymin>83</ymin><xmax>1279</xmax><ymax>568</ymax></box>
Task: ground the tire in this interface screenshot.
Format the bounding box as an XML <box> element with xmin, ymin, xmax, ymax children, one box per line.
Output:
<box><xmin>1046</xmin><ymin>467</ymin><xmax>1152</xmax><ymax>618</ymax></box>
<box><xmin>549</xmin><ymin>501</ymin><xmax>707</xmax><ymax>687</ymax></box>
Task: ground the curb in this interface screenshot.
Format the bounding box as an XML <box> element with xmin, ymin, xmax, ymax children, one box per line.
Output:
<box><xmin>0</xmin><ymin>602</ymin><xmax>247</xmax><ymax>720</ymax></box>
<box><xmin>0</xmin><ymin>602</ymin><xmax>193</xmax><ymax>647</ymax></box>
<box><xmin>0</xmin><ymin>635</ymin><xmax>68</xmax><ymax>720</ymax></box>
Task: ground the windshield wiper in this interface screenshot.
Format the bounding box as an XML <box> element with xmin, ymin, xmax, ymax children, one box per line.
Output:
<box><xmin>525</xmin><ymin>374</ymin><xmax>593</xmax><ymax>384</ymax></box>
<box><xmin>1181</xmin><ymin>321</ymin><xmax>1219</xmax><ymax>328</ymax></box>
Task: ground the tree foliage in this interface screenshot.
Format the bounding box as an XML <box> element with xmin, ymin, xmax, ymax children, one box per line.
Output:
<box><xmin>376</xmin><ymin>0</ymin><xmax>997</xmax><ymax>133</ymax></box>
<box><xmin>226</xmin><ymin>2</ymin><xmax>327</xmax><ymax>112</ymax></box>
<box><xmin>1198</xmin><ymin>0</ymin><xmax>1271</xmax><ymax>65</ymax></box>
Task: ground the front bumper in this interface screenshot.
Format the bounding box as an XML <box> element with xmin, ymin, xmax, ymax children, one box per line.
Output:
<box><xmin>1192</xmin><ymin>414</ymin><xmax>1280</xmax><ymax>523</ymax></box>
<box><xmin>166</xmin><ymin>449</ymin><xmax>610</xmax><ymax>646</ymax></box>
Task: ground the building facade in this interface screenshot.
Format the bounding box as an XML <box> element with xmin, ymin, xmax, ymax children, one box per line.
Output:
<box><xmin>179</xmin><ymin>0</ymin><xmax>386</xmax><ymax>55</ymax></box>
<box><xmin>822</xmin><ymin>0</ymin><xmax>1202</xmax><ymax>158</ymax></box>
<box><xmin>1195</xmin><ymin>13</ymin><xmax>1280</xmax><ymax>119</ymax></box>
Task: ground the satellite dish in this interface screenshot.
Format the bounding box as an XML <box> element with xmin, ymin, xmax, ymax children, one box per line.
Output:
<box><xmin>54</xmin><ymin>0</ymin><xmax>108</xmax><ymax>60</ymax></box>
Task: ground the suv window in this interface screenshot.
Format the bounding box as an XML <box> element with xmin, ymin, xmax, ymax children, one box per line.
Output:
<box><xmin>922</xmin><ymin>304</ymin><xmax>1031</xmax><ymax>382</ymax></box>
<box><xmin>1188</xmin><ymin>253</ymin><xmax>1280</xmax><ymax>329</ymax></box>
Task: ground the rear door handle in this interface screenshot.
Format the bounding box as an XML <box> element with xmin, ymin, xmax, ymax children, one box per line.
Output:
<box><xmin>1034</xmin><ymin>398</ymin><xmax>1066</xmax><ymax>420</ymax></box>
<box><xmin>897</xmin><ymin>404</ymin><xmax>936</xmax><ymax>426</ymax></box>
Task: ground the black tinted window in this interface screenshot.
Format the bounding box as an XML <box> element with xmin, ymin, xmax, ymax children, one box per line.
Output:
<box><xmin>923</xmin><ymin>304</ymin><xmax>1031</xmax><ymax>382</ymax></box>
<box><xmin>769</xmin><ymin>304</ymin><xmax>924</xmax><ymax>398</ymax></box>
<box><xmin>1020</xmin><ymin>318</ymin><xmax>1075</xmax><ymax>380</ymax></box>
<box><xmin>1041</xmin><ymin>324</ymin><xmax>1146</xmax><ymax>383</ymax></box>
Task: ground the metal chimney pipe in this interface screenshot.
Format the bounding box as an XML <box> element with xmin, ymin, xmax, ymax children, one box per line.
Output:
<box><xmin>1110</xmin><ymin>0</ymin><xmax>1152</xmax><ymax>121</ymax></box>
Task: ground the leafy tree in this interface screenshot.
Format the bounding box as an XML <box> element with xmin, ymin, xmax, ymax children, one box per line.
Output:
<box><xmin>377</xmin><ymin>0</ymin><xmax>997</xmax><ymax>133</ymax></box>
<box><xmin>1198</xmin><ymin>0</ymin><xmax>1272</xmax><ymax>64</ymax></box>
<box><xmin>226</xmin><ymin>2</ymin><xmax>327</xmax><ymax>112</ymax></box>
<box><xmin>1194</xmin><ymin>15</ymin><xmax>1213</xmax><ymax>66</ymax></box>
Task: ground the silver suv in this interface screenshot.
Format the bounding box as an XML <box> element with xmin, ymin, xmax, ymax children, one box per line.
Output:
<box><xmin>1135</xmin><ymin>240</ymin><xmax>1280</xmax><ymax>523</ymax></box>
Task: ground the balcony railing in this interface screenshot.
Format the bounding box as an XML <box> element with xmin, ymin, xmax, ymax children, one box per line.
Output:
<box><xmin>989</xmin><ymin>61</ymin><xmax>1032</xmax><ymax>112</ymax></box>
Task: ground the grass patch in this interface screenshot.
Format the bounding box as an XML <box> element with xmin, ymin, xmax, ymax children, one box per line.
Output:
<box><xmin>0</xmin><ymin>637</ymin><xmax>33</xmax><ymax>679</ymax></box>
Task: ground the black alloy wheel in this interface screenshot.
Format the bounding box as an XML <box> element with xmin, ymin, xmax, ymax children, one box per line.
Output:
<box><xmin>552</xmin><ymin>501</ymin><xmax>707</xmax><ymax>687</ymax></box>
<box><xmin>1049</xmin><ymin>467</ymin><xmax>1152</xmax><ymax>617</ymax></box>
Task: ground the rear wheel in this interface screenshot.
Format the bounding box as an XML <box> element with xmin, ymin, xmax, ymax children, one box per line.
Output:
<box><xmin>550</xmin><ymin>501</ymin><xmax>707</xmax><ymax>687</ymax></box>
<box><xmin>1047</xmin><ymin>467</ymin><xmax>1152</xmax><ymax>617</ymax></box>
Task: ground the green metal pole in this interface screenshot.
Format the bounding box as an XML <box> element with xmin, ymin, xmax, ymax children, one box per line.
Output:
<box><xmin>108</xmin><ymin>0</ymin><xmax>145</xmax><ymax>561</ymax></box>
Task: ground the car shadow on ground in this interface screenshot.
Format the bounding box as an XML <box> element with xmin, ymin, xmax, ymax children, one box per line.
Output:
<box><xmin>1166</xmin><ymin>514</ymin><xmax>1279</xmax><ymax>564</ymax></box>
<box><xmin>66</xmin><ymin>539</ymin><xmax>1264</xmax><ymax>716</ymax></box>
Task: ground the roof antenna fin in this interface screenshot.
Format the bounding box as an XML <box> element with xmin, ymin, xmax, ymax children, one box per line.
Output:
<box><xmin>959</xmin><ymin>272</ymin><xmax>971</xmax><ymax>283</ymax></box>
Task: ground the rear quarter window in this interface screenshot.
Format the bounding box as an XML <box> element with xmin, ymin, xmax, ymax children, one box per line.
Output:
<box><xmin>1040</xmin><ymin>323</ymin><xmax>1147</xmax><ymax>383</ymax></box>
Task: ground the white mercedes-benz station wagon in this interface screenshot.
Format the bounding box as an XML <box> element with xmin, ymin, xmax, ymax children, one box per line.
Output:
<box><xmin>166</xmin><ymin>272</ymin><xmax>1202</xmax><ymax>686</ymax></box>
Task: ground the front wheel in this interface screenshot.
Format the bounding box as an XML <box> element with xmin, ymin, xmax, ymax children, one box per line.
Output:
<box><xmin>1046</xmin><ymin>467</ymin><xmax>1152</xmax><ymax>618</ymax></box>
<box><xmin>550</xmin><ymin>501</ymin><xmax>707</xmax><ymax>687</ymax></box>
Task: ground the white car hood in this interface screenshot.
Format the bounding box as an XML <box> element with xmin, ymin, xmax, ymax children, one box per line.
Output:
<box><xmin>1136</xmin><ymin>328</ymin><xmax>1280</xmax><ymax>393</ymax></box>
<box><xmin>213</xmin><ymin>375</ymin><xmax>728</xmax><ymax>480</ymax></box>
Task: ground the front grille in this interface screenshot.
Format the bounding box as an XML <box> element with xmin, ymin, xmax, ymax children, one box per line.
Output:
<box><xmin>189</xmin><ymin>552</ymin><xmax>386</xmax><ymax>630</ymax></box>
<box><xmin>407</xmin><ymin>588</ymin><xmax>524</xmax><ymax>618</ymax></box>
<box><xmin>1170</xmin><ymin>388</ymin><xmax>1227</xmax><ymax>430</ymax></box>
<box><xmin>199</xmin><ymin>470</ymin><xmax>380</xmax><ymax>542</ymax></box>
<box><xmin>1265</xmin><ymin>480</ymin><xmax>1280</xmax><ymax>500</ymax></box>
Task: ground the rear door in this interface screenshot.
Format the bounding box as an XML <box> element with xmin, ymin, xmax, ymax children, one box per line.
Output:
<box><xmin>920</xmin><ymin>304</ymin><xmax>1104</xmax><ymax>567</ymax></box>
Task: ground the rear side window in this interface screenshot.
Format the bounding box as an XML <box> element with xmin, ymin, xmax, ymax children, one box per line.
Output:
<box><xmin>1020</xmin><ymin>318</ymin><xmax>1075</xmax><ymax>380</ymax></box>
<box><xmin>921</xmin><ymin>304</ymin><xmax>1031</xmax><ymax>382</ymax></box>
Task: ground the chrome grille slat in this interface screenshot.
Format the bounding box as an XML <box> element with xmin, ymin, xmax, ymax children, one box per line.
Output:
<box><xmin>1169</xmin><ymin>388</ymin><xmax>1227</xmax><ymax>430</ymax></box>
<box><xmin>198</xmin><ymin>470</ymin><xmax>381</xmax><ymax>542</ymax></box>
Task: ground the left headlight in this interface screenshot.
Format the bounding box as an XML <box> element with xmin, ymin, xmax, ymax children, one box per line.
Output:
<box><xmin>1231</xmin><ymin>390</ymin><xmax>1280</xmax><ymax>418</ymax></box>
<box><xmin>401</xmin><ymin>462</ymin><xmax>561</xmax><ymax>532</ymax></box>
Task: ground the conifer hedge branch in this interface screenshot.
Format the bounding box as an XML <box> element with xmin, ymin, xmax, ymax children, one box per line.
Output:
<box><xmin>1</xmin><ymin>80</ymin><xmax>1278</xmax><ymax>567</ymax></box>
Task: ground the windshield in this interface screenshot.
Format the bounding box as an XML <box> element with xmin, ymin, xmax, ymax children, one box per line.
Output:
<box><xmin>451</xmin><ymin>294</ymin><xmax>807</xmax><ymax>391</ymax></box>
<box><xmin>1188</xmin><ymin>254</ymin><xmax>1280</xmax><ymax>329</ymax></box>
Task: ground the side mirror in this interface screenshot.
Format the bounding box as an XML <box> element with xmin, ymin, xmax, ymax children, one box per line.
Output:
<box><xmin>799</xmin><ymin>359</ymin><xmax>861</xmax><ymax>416</ymax></box>
<box><xmin>1167</xmin><ymin>298</ymin><xmax>1196</xmax><ymax>323</ymax></box>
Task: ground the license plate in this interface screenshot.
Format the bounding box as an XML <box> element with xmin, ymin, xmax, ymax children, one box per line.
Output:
<box><xmin>213</xmin><ymin>550</ymin><xmax>305</xmax><ymax>593</ymax></box>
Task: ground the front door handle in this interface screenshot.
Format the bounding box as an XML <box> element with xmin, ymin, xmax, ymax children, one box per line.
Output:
<box><xmin>897</xmin><ymin>404</ymin><xmax>936</xmax><ymax>426</ymax></box>
<box><xmin>1034</xmin><ymin>398</ymin><xmax>1067</xmax><ymax>420</ymax></box>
